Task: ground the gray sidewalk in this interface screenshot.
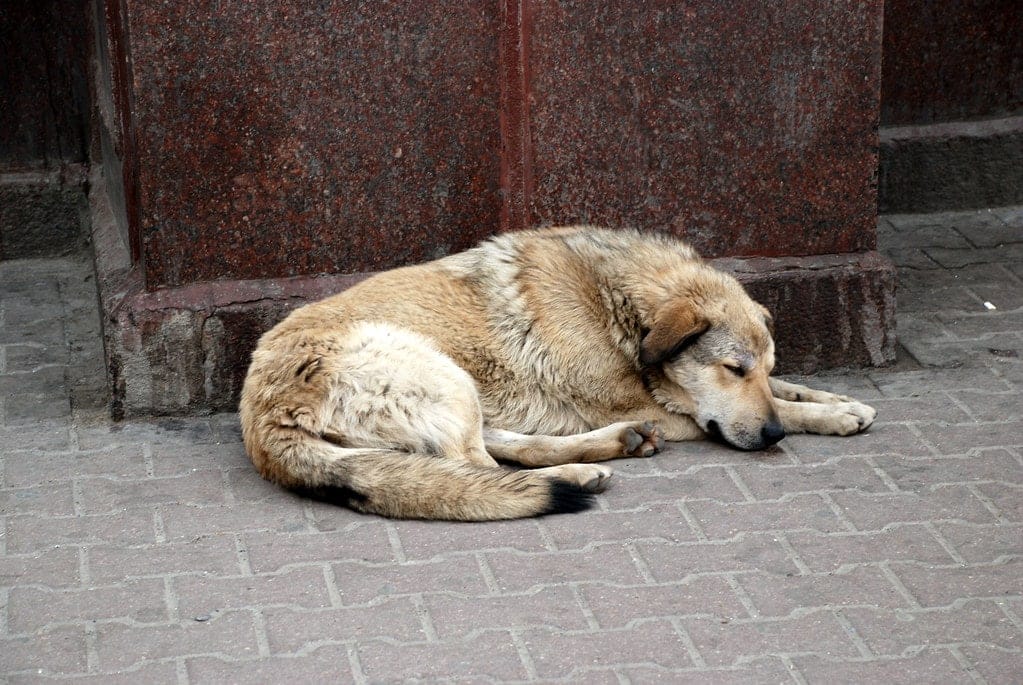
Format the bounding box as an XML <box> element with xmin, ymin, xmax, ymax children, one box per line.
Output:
<box><xmin>1</xmin><ymin>208</ymin><xmax>1021</xmax><ymax>683</ymax></box>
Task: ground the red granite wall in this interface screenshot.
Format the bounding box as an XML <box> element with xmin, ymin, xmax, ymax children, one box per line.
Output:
<box><xmin>118</xmin><ymin>0</ymin><xmax>882</xmax><ymax>291</ymax></box>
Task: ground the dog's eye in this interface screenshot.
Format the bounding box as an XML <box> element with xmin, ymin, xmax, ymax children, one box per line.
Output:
<box><xmin>724</xmin><ymin>364</ymin><xmax>746</xmax><ymax>378</ymax></box>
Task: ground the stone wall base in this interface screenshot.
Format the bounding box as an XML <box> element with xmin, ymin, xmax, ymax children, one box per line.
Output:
<box><xmin>878</xmin><ymin>114</ymin><xmax>1023</xmax><ymax>213</ymax></box>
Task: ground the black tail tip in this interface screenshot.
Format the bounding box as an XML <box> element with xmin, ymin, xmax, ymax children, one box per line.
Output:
<box><xmin>543</xmin><ymin>479</ymin><xmax>597</xmax><ymax>516</ymax></box>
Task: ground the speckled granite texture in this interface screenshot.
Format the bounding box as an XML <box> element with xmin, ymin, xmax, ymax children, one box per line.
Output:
<box><xmin>882</xmin><ymin>0</ymin><xmax>1023</xmax><ymax>125</ymax></box>
<box><xmin>125</xmin><ymin>1</ymin><xmax>502</xmax><ymax>289</ymax></box>
<box><xmin>525</xmin><ymin>0</ymin><xmax>883</xmax><ymax>258</ymax></box>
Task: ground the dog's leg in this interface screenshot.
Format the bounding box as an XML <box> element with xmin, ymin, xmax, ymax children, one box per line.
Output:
<box><xmin>770</xmin><ymin>377</ymin><xmax>859</xmax><ymax>404</ymax></box>
<box><xmin>769</xmin><ymin>377</ymin><xmax>876</xmax><ymax>436</ymax></box>
<box><xmin>774</xmin><ymin>397</ymin><xmax>876</xmax><ymax>436</ymax></box>
<box><xmin>483</xmin><ymin>421</ymin><xmax>665</xmax><ymax>466</ymax></box>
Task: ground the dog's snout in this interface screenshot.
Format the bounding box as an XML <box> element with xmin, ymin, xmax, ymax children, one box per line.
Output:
<box><xmin>760</xmin><ymin>420</ymin><xmax>786</xmax><ymax>447</ymax></box>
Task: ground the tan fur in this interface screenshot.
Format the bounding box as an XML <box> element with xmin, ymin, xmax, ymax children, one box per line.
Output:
<box><xmin>239</xmin><ymin>227</ymin><xmax>875</xmax><ymax>520</ymax></box>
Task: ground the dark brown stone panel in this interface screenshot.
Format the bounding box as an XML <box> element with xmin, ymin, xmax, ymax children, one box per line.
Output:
<box><xmin>124</xmin><ymin>1</ymin><xmax>502</xmax><ymax>290</ymax></box>
<box><xmin>882</xmin><ymin>0</ymin><xmax>1023</xmax><ymax>126</ymax></box>
<box><xmin>526</xmin><ymin>0</ymin><xmax>882</xmax><ymax>258</ymax></box>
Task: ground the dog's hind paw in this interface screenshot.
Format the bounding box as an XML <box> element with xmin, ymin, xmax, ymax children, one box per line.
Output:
<box><xmin>622</xmin><ymin>421</ymin><xmax>665</xmax><ymax>457</ymax></box>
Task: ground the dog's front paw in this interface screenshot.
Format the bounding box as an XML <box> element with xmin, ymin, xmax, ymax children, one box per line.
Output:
<box><xmin>826</xmin><ymin>401</ymin><xmax>877</xmax><ymax>435</ymax></box>
<box><xmin>622</xmin><ymin>421</ymin><xmax>666</xmax><ymax>457</ymax></box>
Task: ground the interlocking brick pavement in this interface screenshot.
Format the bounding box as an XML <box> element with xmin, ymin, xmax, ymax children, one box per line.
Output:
<box><xmin>1</xmin><ymin>207</ymin><xmax>1021</xmax><ymax>683</ymax></box>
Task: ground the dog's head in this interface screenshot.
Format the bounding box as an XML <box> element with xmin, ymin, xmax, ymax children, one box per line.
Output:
<box><xmin>640</xmin><ymin>271</ymin><xmax>783</xmax><ymax>450</ymax></box>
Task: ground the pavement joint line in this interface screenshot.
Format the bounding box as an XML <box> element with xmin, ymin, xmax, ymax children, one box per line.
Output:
<box><xmin>864</xmin><ymin>456</ymin><xmax>902</xmax><ymax>492</ymax></box>
<box><xmin>322</xmin><ymin>564</ymin><xmax>344</xmax><ymax>608</ymax></box>
<box><xmin>724</xmin><ymin>575</ymin><xmax>761</xmax><ymax>618</ymax></box>
<box><xmin>163</xmin><ymin>576</ymin><xmax>179</xmax><ymax>623</ymax></box>
<box><xmin>832</xmin><ymin>608</ymin><xmax>875</xmax><ymax>658</ymax></box>
<box><xmin>998</xmin><ymin>601</ymin><xmax>1023</xmax><ymax>636</ymax></box>
<box><xmin>475</xmin><ymin>551</ymin><xmax>501</xmax><ymax>595</ymax></box>
<box><xmin>233</xmin><ymin>533</ymin><xmax>253</xmax><ymax>575</ymax></box>
<box><xmin>568</xmin><ymin>582</ymin><xmax>602</xmax><ymax>631</ymax></box>
<box><xmin>509</xmin><ymin>629</ymin><xmax>539</xmax><ymax>680</ymax></box>
<box><xmin>624</xmin><ymin>542</ymin><xmax>657</xmax><ymax>584</ymax></box>
<box><xmin>345</xmin><ymin>642</ymin><xmax>369</xmax><ymax>685</ymax></box>
<box><xmin>819</xmin><ymin>492</ymin><xmax>859</xmax><ymax>532</ymax></box>
<box><xmin>668</xmin><ymin>616</ymin><xmax>708</xmax><ymax>668</ymax></box>
<box><xmin>776</xmin><ymin>534</ymin><xmax>812</xmax><ymax>575</ymax></box>
<box><xmin>78</xmin><ymin>545</ymin><xmax>91</xmax><ymax>586</ymax></box>
<box><xmin>965</xmin><ymin>483</ymin><xmax>1012</xmax><ymax>524</ymax></box>
<box><xmin>675</xmin><ymin>500</ymin><xmax>710</xmax><ymax>541</ymax></box>
<box><xmin>947</xmin><ymin>645</ymin><xmax>990</xmax><ymax>685</ymax></box>
<box><xmin>152</xmin><ymin>509</ymin><xmax>167</xmax><ymax>544</ymax></box>
<box><xmin>778</xmin><ymin>656</ymin><xmax>808</xmax><ymax>685</ymax></box>
<box><xmin>878</xmin><ymin>562</ymin><xmax>924</xmax><ymax>609</ymax></box>
<box><xmin>724</xmin><ymin>465</ymin><xmax>756</xmax><ymax>502</ymax></box>
<box><xmin>384</xmin><ymin>520</ymin><xmax>407</xmax><ymax>563</ymax></box>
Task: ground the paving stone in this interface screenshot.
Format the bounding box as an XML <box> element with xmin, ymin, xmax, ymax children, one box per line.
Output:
<box><xmin>934</xmin><ymin>522</ymin><xmax>1023</xmax><ymax>563</ymax></box>
<box><xmin>392</xmin><ymin>517</ymin><xmax>550</xmax><ymax>560</ymax></box>
<box><xmin>0</xmin><ymin>547</ymin><xmax>80</xmax><ymax>588</ymax></box>
<box><xmin>7</xmin><ymin>662</ymin><xmax>181</xmax><ymax>684</ymax></box>
<box><xmin>877</xmin><ymin>449</ymin><xmax>1023</xmax><ymax>491</ymax></box>
<box><xmin>580</xmin><ymin>576</ymin><xmax>748</xmax><ymax>627</ymax></box>
<box><xmin>524</xmin><ymin>621</ymin><xmax>696</xmax><ymax>678</ymax></box>
<box><xmin>683</xmin><ymin>611</ymin><xmax>860</xmax><ymax>667</ymax></box>
<box><xmin>793</xmin><ymin>650</ymin><xmax>973</xmax><ymax>683</ymax></box>
<box><xmin>149</xmin><ymin>442</ymin><xmax>249</xmax><ymax>477</ymax></box>
<box><xmin>94</xmin><ymin>610</ymin><xmax>260</xmax><ymax>671</ymax></box>
<box><xmin>89</xmin><ymin>536</ymin><xmax>242</xmax><ymax>582</ymax></box>
<box><xmin>3</xmin><ymin>447</ymin><xmax>148</xmax><ymax>488</ymax></box>
<box><xmin>159</xmin><ymin>499</ymin><xmax>310</xmax><ymax>542</ymax></box>
<box><xmin>0</xmin><ymin>482</ymin><xmax>75</xmax><ymax>517</ymax></box>
<box><xmin>959</xmin><ymin>643</ymin><xmax>1023</xmax><ymax>685</ymax></box>
<box><xmin>0</xmin><ymin>626</ymin><xmax>87</xmax><ymax>675</ymax></box>
<box><xmin>731</xmin><ymin>457</ymin><xmax>894</xmax><ymax>500</ymax></box>
<box><xmin>173</xmin><ymin>566</ymin><xmax>333</xmax><ymax>619</ymax></box>
<box><xmin>891</xmin><ymin>558</ymin><xmax>1023</xmax><ymax>607</ymax></box>
<box><xmin>187</xmin><ymin>646</ymin><xmax>356</xmax><ymax>684</ymax></box>
<box><xmin>619</xmin><ymin>659</ymin><xmax>797</xmax><ymax>684</ymax></box>
<box><xmin>263</xmin><ymin>599</ymin><xmax>425</xmax><ymax>653</ymax></box>
<box><xmin>636</xmin><ymin>535</ymin><xmax>800</xmax><ymax>579</ymax></box>
<box><xmin>786</xmin><ymin>525</ymin><xmax>960</xmax><ymax>572</ymax></box>
<box><xmin>4</xmin><ymin>510</ymin><xmax>156</xmax><ymax>553</ymax></box>
<box><xmin>542</xmin><ymin>501</ymin><xmax>699</xmax><ymax>548</ymax></box>
<box><xmin>78</xmin><ymin>470</ymin><xmax>228</xmax><ymax>514</ymax></box>
<box><xmin>243</xmin><ymin>524</ymin><xmax>394</xmax><ymax>572</ymax></box>
<box><xmin>781</xmin><ymin>423</ymin><xmax>933</xmax><ymax>461</ymax></box>
<box><xmin>829</xmin><ymin>485</ymin><xmax>999</xmax><ymax>530</ymax></box>
<box><xmin>844</xmin><ymin>600</ymin><xmax>1023</xmax><ymax>655</ymax></box>
<box><xmin>357</xmin><ymin>632</ymin><xmax>528</xmax><ymax>682</ymax></box>
<box><xmin>735</xmin><ymin>566</ymin><xmax>912</xmax><ymax>617</ymax></box>
<box><xmin>332</xmin><ymin>556</ymin><xmax>490</xmax><ymax>605</ymax></box>
<box><xmin>603</xmin><ymin>466</ymin><xmax>748</xmax><ymax>509</ymax></box>
<box><xmin>687</xmin><ymin>494</ymin><xmax>850</xmax><ymax>538</ymax></box>
<box><xmin>485</xmin><ymin>544</ymin><xmax>647</xmax><ymax>592</ymax></box>
<box><xmin>8</xmin><ymin>578</ymin><xmax>169</xmax><ymax>632</ymax></box>
<box><xmin>424</xmin><ymin>585</ymin><xmax>592</xmax><ymax>639</ymax></box>
<box><xmin>975</xmin><ymin>481</ymin><xmax>1023</xmax><ymax>522</ymax></box>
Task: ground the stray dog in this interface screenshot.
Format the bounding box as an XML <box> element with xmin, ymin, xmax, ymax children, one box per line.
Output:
<box><xmin>240</xmin><ymin>227</ymin><xmax>875</xmax><ymax>520</ymax></box>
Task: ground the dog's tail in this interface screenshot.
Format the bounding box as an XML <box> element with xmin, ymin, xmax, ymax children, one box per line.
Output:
<box><xmin>247</xmin><ymin>428</ymin><xmax>594</xmax><ymax>521</ymax></box>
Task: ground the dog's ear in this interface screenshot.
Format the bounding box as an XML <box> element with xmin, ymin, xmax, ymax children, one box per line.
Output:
<box><xmin>640</xmin><ymin>300</ymin><xmax>710</xmax><ymax>366</ymax></box>
<box><xmin>757</xmin><ymin>303</ymin><xmax>775</xmax><ymax>336</ymax></box>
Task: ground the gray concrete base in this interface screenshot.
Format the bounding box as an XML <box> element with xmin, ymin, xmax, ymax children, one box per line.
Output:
<box><xmin>879</xmin><ymin>114</ymin><xmax>1023</xmax><ymax>213</ymax></box>
<box><xmin>0</xmin><ymin>166</ymin><xmax>89</xmax><ymax>260</ymax></box>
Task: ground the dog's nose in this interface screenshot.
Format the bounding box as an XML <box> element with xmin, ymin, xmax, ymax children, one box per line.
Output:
<box><xmin>760</xmin><ymin>420</ymin><xmax>786</xmax><ymax>447</ymax></box>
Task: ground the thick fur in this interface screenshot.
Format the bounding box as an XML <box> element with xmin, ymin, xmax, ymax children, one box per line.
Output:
<box><xmin>240</xmin><ymin>227</ymin><xmax>875</xmax><ymax>520</ymax></box>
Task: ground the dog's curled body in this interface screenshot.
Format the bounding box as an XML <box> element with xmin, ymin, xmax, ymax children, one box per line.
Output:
<box><xmin>240</xmin><ymin>227</ymin><xmax>876</xmax><ymax>520</ymax></box>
